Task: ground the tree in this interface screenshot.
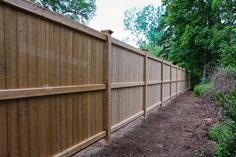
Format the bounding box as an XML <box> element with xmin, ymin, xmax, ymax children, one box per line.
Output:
<box><xmin>31</xmin><ymin>0</ymin><xmax>96</xmax><ymax>24</ymax></box>
<box><xmin>123</xmin><ymin>5</ymin><xmax>164</xmax><ymax>56</ymax></box>
<box><xmin>161</xmin><ymin>0</ymin><xmax>236</xmax><ymax>84</ymax></box>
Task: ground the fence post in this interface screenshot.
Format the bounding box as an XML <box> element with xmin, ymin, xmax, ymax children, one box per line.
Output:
<box><xmin>101</xmin><ymin>29</ymin><xmax>113</xmax><ymax>144</ymax></box>
<box><xmin>161</xmin><ymin>59</ymin><xmax>164</xmax><ymax>107</ymax></box>
<box><xmin>141</xmin><ymin>49</ymin><xmax>148</xmax><ymax>118</ymax></box>
<box><xmin>170</xmin><ymin>64</ymin><xmax>172</xmax><ymax>100</ymax></box>
<box><xmin>176</xmin><ymin>68</ymin><xmax>178</xmax><ymax>95</ymax></box>
<box><xmin>188</xmin><ymin>72</ymin><xmax>191</xmax><ymax>89</ymax></box>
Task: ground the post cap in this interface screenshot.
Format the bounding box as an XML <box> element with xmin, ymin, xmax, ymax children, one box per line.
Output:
<box><xmin>101</xmin><ymin>30</ymin><xmax>114</xmax><ymax>35</ymax></box>
<box><xmin>141</xmin><ymin>48</ymin><xmax>148</xmax><ymax>52</ymax></box>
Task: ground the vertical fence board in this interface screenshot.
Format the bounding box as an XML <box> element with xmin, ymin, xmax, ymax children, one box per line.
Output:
<box><xmin>66</xmin><ymin>30</ymin><xmax>73</xmax><ymax>148</ymax></box>
<box><xmin>60</xmin><ymin>27</ymin><xmax>67</xmax><ymax>151</ymax></box>
<box><xmin>17</xmin><ymin>11</ymin><xmax>30</xmax><ymax>157</ymax></box>
<box><xmin>0</xmin><ymin>5</ymin><xmax>7</xmax><ymax>157</ymax></box>
<box><xmin>161</xmin><ymin>60</ymin><xmax>164</xmax><ymax>105</ymax></box>
<box><xmin>37</xmin><ymin>18</ymin><xmax>48</xmax><ymax>157</ymax></box>
<box><xmin>143</xmin><ymin>53</ymin><xmax>147</xmax><ymax>118</ymax></box>
<box><xmin>53</xmin><ymin>25</ymin><xmax>62</xmax><ymax>154</ymax></box>
<box><xmin>5</xmin><ymin>7</ymin><xmax>20</xmax><ymax>157</ymax></box>
<box><xmin>45</xmin><ymin>21</ymin><xmax>54</xmax><ymax>156</ymax></box>
<box><xmin>28</xmin><ymin>15</ymin><xmax>39</xmax><ymax>157</ymax></box>
<box><xmin>72</xmin><ymin>32</ymin><xmax>78</xmax><ymax>146</ymax></box>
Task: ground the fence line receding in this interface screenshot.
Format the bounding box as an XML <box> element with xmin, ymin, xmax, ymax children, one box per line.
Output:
<box><xmin>0</xmin><ymin>1</ymin><xmax>190</xmax><ymax>157</ymax></box>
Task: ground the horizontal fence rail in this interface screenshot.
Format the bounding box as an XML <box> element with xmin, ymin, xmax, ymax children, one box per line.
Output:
<box><xmin>0</xmin><ymin>1</ymin><xmax>190</xmax><ymax>157</ymax></box>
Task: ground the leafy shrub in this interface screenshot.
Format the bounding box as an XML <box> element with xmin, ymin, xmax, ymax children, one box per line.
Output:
<box><xmin>210</xmin><ymin>88</ymin><xmax>236</xmax><ymax>157</ymax></box>
<box><xmin>194</xmin><ymin>83</ymin><xmax>214</xmax><ymax>96</ymax></box>
<box><xmin>210</xmin><ymin>120</ymin><xmax>236</xmax><ymax>157</ymax></box>
<box><xmin>215</xmin><ymin>90</ymin><xmax>236</xmax><ymax>122</ymax></box>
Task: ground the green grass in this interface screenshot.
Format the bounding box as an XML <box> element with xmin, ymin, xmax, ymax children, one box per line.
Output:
<box><xmin>194</xmin><ymin>82</ymin><xmax>214</xmax><ymax>96</ymax></box>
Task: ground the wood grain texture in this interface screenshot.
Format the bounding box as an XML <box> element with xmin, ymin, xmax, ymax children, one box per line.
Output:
<box><xmin>0</xmin><ymin>4</ymin><xmax>8</xmax><ymax>157</ymax></box>
<box><xmin>143</xmin><ymin>53</ymin><xmax>147</xmax><ymax>118</ymax></box>
<box><xmin>0</xmin><ymin>1</ymin><xmax>190</xmax><ymax>156</ymax></box>
<box><xmin>0</xmin><ymin>0</ymin><xmax>106</xmax><ymax>40</ymax></box>
<box><xmin>17</xmin><ymin>11</ymin><xmax>30</xmax><ymax>157</ymax></box>
<box><xmin>5</xmin><ymin>7</ymin><xmax>20</xmax><ymax>157</ymax></box>
<box><xmin>102</xmin><ymin>31</ymin><xmax>112</xmax><ymax>143</ymax></box>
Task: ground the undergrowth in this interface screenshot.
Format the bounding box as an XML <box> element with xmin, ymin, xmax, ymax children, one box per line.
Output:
<box><xmin>194</xmin><ymin>83</ymin><xmax>214</xmax><ymax>96</ymax></box>
<box><xmin>210</xmin><ymin>88</ymin><xmax>236</xmax><ymax>157</ymax></box>
<box><xmin>194</xmin><ymin>67</ymin><xmax>236</xmax><ymax>157</ymax></box>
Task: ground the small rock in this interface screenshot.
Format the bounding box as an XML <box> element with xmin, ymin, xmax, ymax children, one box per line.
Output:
<box><xmin>203</xmin><ymin>118</ymin><xmax>214</xmax><ymax>126</ymax></box>
<box><xmin>184</xmin><ymin>145</ymin><xmax>191</xmax><ymax>149</ymax></box>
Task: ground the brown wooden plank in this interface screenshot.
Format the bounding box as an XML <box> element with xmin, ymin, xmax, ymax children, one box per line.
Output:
<box><xmin>143</xmin><ymin>52</ymin><xmax>147</xmax><ymax>118</ymax></box>
<box><xmin>147</xmin><ymin>54</ymin><xmax>162</xmax><ymax>62</ymax></box>
<box><xmin>27</xmin><ymin>15</ymin><xmax>39</xmax><ymax>157</ymax></box>
<box><xmin>45</xmin><ymin>22</ymin><xmax>54</xmax><ymax>155</ymax></box>
<box><xmin>76</xmin><ymin>34</ymin><xmax>83</xmax><ymax>143</ymax></box>
<box><xmin>53</xmin><ymin>25</ymin><xmax>62</xmax><ymax>154</ymax></box>
<box><xmin>176</xmin><ymin>69</ymin><xmax>178</xmax><ymax>93</ymax></box>
<box><xmin>86</xmin><ymin>37</ymin><xmax>93</xmax><ymax>138</ymax></box>
<box><xmin>111</xmin><ymin>111</ymin><xmax>144</xmax><ymax>133</ymax></box>
<box><xmin>0</xmin><ymin>84</ymin><xmax>106</xmax><ymax>101</ymax></box>
<box><xmin>102</xmin><ymin>31</ymin><xmax>112</xmax><ymax>143</ymax></box>
<box><xmin>111</xmin><ymin>82</ymin><xmax>144</xmax><ymax>89</ymax></box>
<box><xmin>60</xmin><ymin>27</ymin><xmax>67</xmax><ymax>151</ymax></box>
<box><xmin>170</xmin><ymin>65</ymin><xmax>172</xmax><ymax>99</ymax></box>
<box><xmin>17</xmin><ymin>11</ymin><xmax>30</xmax><ymax>157</ymax></box>
<box><xmin>111</xmin><ymin>37</ymin><xmax>145</xmax><ymax>56</ymax></box>
<box><xmin>37</xmin><ymin>18</ymin><xmax>48</xmax><ymax>157</ymax></box>
<box><xmin>0</xmin><ymin>4</ymin><xmax>7</xmax><ymax>157</ymax></box>
<box><xmin>66</xmin><ymin>30</ymin><xmax>73</xmax><ymax>148</ymax></box>
<box><xmin>5</xmin><ymin>7</ymin><xmax>20</xmax><ymax>157</ymax></box>
<box><xmin>0</xmin><ymin>4</ymin><xmax>6</xmax><ymax>89</ymax></box>
<box><xmin>0</xmin><ymin>104</ymin><xmax>7</xmax><ymax>156</ymax></box>
<box><xmin>147</xmin><ymin>80</ymin><xmax>162</xmax><ymax>85</ymax></box>
<box><xmin>71</xmin><ymin>32</ymin><xmax>79</xmax><ymax>145</ymax></box>
<box><xmin>160</xmin><ymin>60</ymin><xmax>164</xmax><ymax>106</ymax></box>
<box><xmin>54</xmin><ymin>131</ymin><xmax>106</xmax><ymax>157</ymax></box>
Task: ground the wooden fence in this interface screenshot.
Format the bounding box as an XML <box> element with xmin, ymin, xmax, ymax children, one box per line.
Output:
<box><xmin>0</xmin><ymin>0</ymin><xmax>190</xmax><ymax>157</ymax></box>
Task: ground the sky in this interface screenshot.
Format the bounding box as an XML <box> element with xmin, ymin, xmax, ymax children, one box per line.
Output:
<box><xmin>89</xmin><ymin>0</ymin><xmax>162</xmax><ymax>47</ymax></box>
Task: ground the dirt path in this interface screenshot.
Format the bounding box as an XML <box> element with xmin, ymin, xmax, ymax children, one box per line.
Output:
<box><xmin>74</xmin><ymin>91</ymin><xmax>216</xmax><ymax>157</ymax></box>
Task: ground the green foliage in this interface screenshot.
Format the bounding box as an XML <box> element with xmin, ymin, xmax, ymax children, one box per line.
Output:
<box><xmin>140</xmin><ymin>44</ymin><xmax>162</xmax><ymax>56</ymax></box>
<box><xmin>215</xmin><ymin>28</ymin><xmax>236</xmax><ymax>67</ymax></box>
<box><xmin>194</xmin><ymin>83</ymin><xmax>214</xmax><ymax>96</ymax></box>
<box><xmin>161</xmin><ymin>0</ymin><xmax>236</xmax><ymax>85</ymax></box>
<box><xmin>31</xmin><ymin>0</ymin><xmax>96</xmax><ymax>24</ymax></box>
<box><xmin>210</xmin><ymin>88</ymin><xmax>236</xmax><ymax>157</ymax></box>
<box><xmin>210</xmin><ymin>121</ymin><xmax>236</xmax><ymax>157</ymax></box>
<box><xmin>215</xmin><ymin>89</ymin><xmax>236</xmax><ymax>122</ymax></box>
<box><xmin>123</xmin><ymin>5</ymin><xmax>164</xmax><ymax>55</ymax></box>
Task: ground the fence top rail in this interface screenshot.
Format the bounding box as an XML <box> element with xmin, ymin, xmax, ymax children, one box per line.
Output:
<box><xmin>147</xmin><ymin>54</ymin><xmax>162</xmax><ymax>63</ymax></box>
<box><xmin>111</xmin><ymin>37</ymin><xmax>146</xmax><ymax>56</ymax></box>
<box><xmin>111</xmin><ymin>37</ymin><xmax>187</xmax><ymax>71</ymax></box>
<box><xmin>0</xmin><ymin>0</ymin><xmax>106</xmax><ymax>41</ymax></box>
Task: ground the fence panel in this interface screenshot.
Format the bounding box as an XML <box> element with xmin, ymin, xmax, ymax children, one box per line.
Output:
<box><xmin>0</xmin><ymin>2</ymin><xmax>107</xmax><ymax>157</ymax></box>
<box><xmin>171</xmin><ymin>67</ymin><xmax>177</xmax><ymax>96</ymax></box>
<box><xmin>0</xmin><ymin>1</ymin><xmax>190</xmax><ymax>156</ymax></box>
<box><xmin>163</xmin><ymin>63</ymin><xmax>171</xmax><ymax>101</ymax></box>
<box><xmin>110</xmin><ymin>39</ymin><xmax>144</xmax><ymax>132</ymax></box>
<box><xmin>147</xmin><ymin>57</ymin><xmax>162</xmax><ymax>111</ymax></box>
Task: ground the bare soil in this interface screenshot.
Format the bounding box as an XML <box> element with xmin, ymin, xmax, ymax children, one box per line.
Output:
<box><xmin>74</xmin><ymin>91</ymin><xmax>217</xmax><ymax>157</ymax></box>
